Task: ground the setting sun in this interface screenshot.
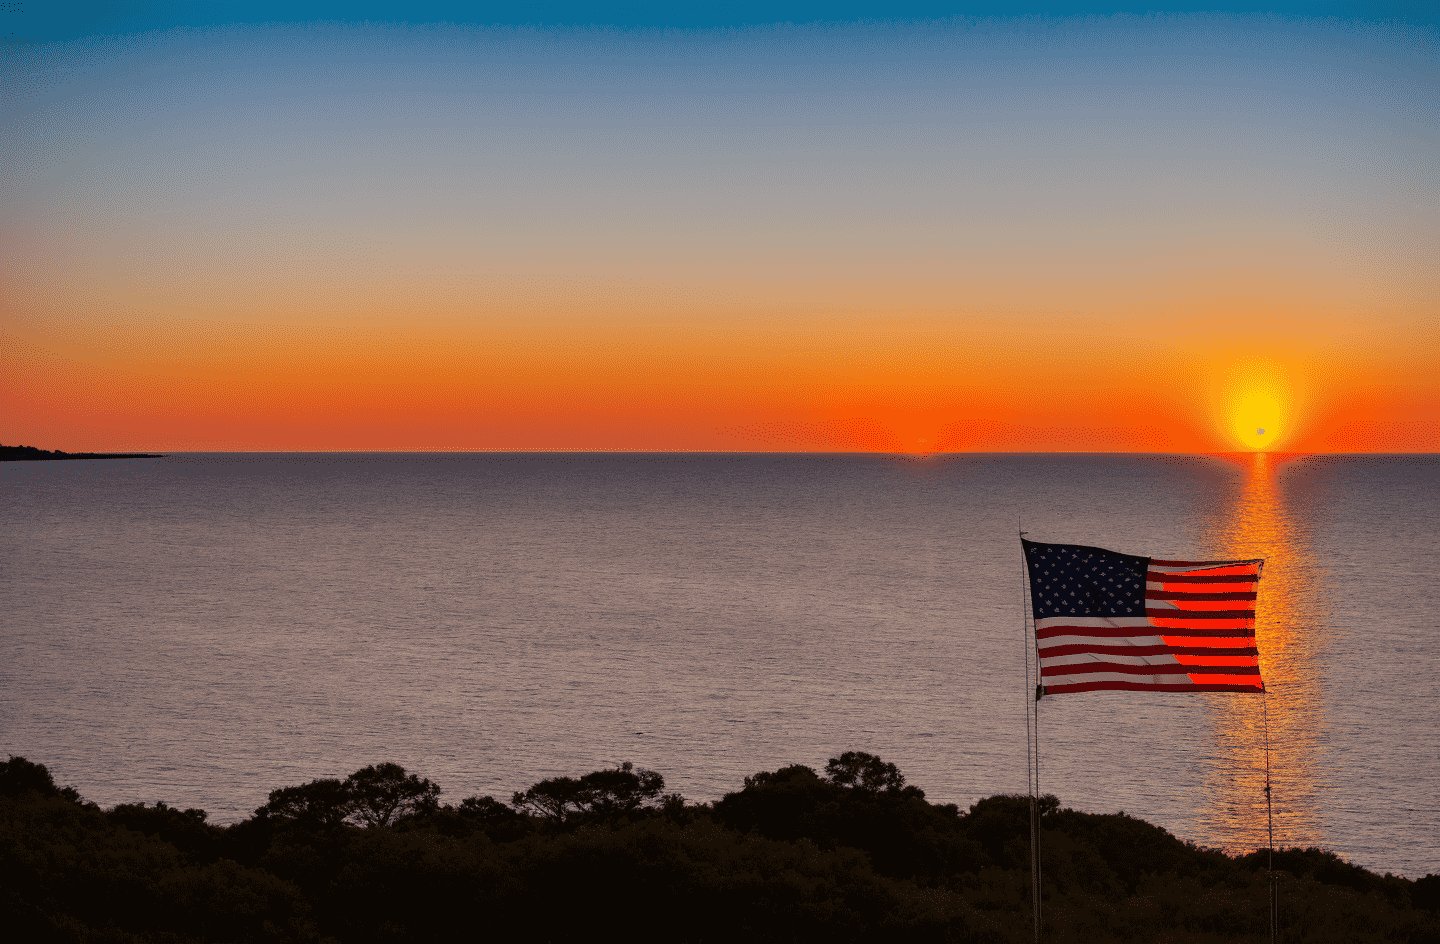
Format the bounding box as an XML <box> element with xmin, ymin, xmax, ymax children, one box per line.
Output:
<box><xmin>1224</xmin><ymin>375</ymin><xmax>1291</xmax><ymax>452</ymax></box>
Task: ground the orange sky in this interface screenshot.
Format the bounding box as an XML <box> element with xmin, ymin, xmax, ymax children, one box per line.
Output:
<box><xmin>7</xmin><ymin>277</ymin><xmax>1435</xmax><ymax>453</ymax></box>
<box><xmin>3</xmin><ymin>19</ymin><xmax>1437</xmax><ymax>453</ymax></box>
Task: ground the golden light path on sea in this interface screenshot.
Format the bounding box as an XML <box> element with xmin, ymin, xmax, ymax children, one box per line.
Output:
<box><xmin>1199</xmin><ymin>452</ymin><xmax>1325</xmax><ymax>855</ymax></box>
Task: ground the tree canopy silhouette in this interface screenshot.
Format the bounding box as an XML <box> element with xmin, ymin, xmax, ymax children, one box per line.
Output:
<box><xmin>344</xmin><ymin>763</ymin><xmax>440</xmax><ymax>827</ymax></box>
<box><xmin>254</xmin><ymin>764</ymin><xmax>438</xmax><ymax>829</ymax></box>
<box><xmin>824</xmin><ymin>750</ymin><xmax>918</xmax><ymax>795</ymax></box>
<box><xmin>0</xmin><ymin>755</ymin><xmax>81</xmax><ymax>802</ymax></box>
<box><xmin>511</xmin><ymin>761</ymin><xmax>668</xmax><ymax>823</ymax></box>
<box><xmin>3</xmin><ymin>753</ymin><xmax>1436</xmax><ymax>944</ymax></box>
<box><xmin>257</xmin><ymin>777</ymin><xmax>352</xmax><ymax>828</ymax></box>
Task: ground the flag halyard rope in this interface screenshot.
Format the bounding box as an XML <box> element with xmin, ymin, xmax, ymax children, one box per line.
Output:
<box><xmin>1263</xmin><ymin>689</ymin><xmax>1277</xmax><ymax>944</ymax></box>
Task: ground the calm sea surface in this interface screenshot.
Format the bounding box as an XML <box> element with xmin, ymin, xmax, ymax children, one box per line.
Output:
<box><xmin>2</xmin><ymin>453</ymin><xmax>1436</xmax><ymax>875</ymax></box>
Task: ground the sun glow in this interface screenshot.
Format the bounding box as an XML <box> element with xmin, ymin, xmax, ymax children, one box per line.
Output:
<box><xmin>1223</xmin><ymin>374</ymin><xmax>1291</xmax><ymax>452</ymax></box>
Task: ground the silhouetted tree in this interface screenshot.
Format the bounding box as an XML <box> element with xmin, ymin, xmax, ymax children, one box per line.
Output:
<box><xmin>344</xmin><ymin>763</ymin><xmax>440</xmax><ymax>828</ymax></box>
<box><xmin>456</xmin><ymin>794</ymin><xmax>520</xmax><ymax>825</ymax></box>
<box><xmin>512</xmin><ymin>762</ymin><xmax>668</xmax><ymax>823</ymax></box>
<box><xmin>962</xmin><ymin>793</ymin><xmax>1058</xmax><ymax>868</ymax></box>
<box><xmin>716</xmin><ymin>755</ymin><xmax>975</xmax><ymax>878</ymax></box>
<box><xmin>511</xmin><ymin>776</ymin><xmax>584</xmax><ymax>822</ymax></box>
<box><xmin>1415</xmin><ymin>874</ymin><xmax>1440</xmax><ymax>912</ymax></box>
<box><xmin>256</xmin><ymin>777</ymin><xmax>352</xmax><ymax>828</ymax></box>
<box><xmin>0</xmin><ymin>755</ymin><xmax>81</xmax><ymax>802</ymax></box>
<box><xmin>713</xmin><ymin>764</ymin><xmax>829</xmax><ymax>841</ymax></box>
<box><xmin>458</xmin><ymin>795</ymin><xmax>514</xmax><ymax>820</ymax></box>
<box><xmin>824</xmin><ymin>750</ymin><xmax>919</xmax><ymax>796</ymax></box>
<box><xmin>108</xmin><ymin>801</ymin><xmax>218</xmax><ymax>860</ymax></box>
<box><xmin>430</xmin><ymin>794</ymin><xmax>534</xmax><ymax>841</ymax></box>
<box><xmin>254</xmin><ymin>766</ymin><xmax>441</xmax><ymax>829</ymax></box>
<box><xmin>574</xmin><ymin>762</ymin><xmax>667</xmax><ymax>813</ymax></box>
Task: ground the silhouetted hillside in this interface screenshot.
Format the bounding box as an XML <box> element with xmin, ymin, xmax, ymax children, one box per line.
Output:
<box><xmin>2</xmin><ymin>754</ymin><xmax>1436</xmax><ymax>943</ymax></box>
<box><xmin>1</xmin><ymin>444</ymin><xmax>162</xmax><ymax>461</ymax></box>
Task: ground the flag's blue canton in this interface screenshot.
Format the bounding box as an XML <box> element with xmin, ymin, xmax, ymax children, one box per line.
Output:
<box><xmin>1022</xmin><ymin>541</ymin><xmax>1148</xmax><ymax>620</ymax></box>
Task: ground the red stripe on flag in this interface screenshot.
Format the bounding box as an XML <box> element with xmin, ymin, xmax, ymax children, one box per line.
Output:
<box><xmin>1036</xmin><ymin>625</ymin><xmax>1254</xmax><ymax>639</ymax></box>
<box><xmin>1174</xmin><ymin>654</ymin><xmax>1260</xmax><ymax>667</ymax></box>
<box><xmin>1146</xmin><ymin>591</ymin><xmax>1257</xmax><ymax>601</ymax></box>
<box><xmin>1161</xmin><ymin>635</ymin><xmax>1262</xmax><ymax>648</ymax></box>
<box><xmin>1190</xmin><ymin>672</ymin><xmax>1267</xmax><ymax>687</ymax></box>
<box><xmin>1163</xmin><ymin>607</ymin><xmax>1257</xmax><ymax>617</ymax></box>
<box><xmin>1044</xmin><ymin>680</ymin><xmax>1265</xmax><ymax>695</ymax></box>
<box><xmin>1038</xmin><ymin>644</ymin><xmax>1259</xmax><ymax>658</ymax></box>
<box><xmin>1147</xmin><ymin>617</ymin><xmax>1254</xmax><ymax>631</ymax></box>
<box><xmin>1042</xmin><ymin>663</ymin><xmax>1261</xmax><ymax>677</ymax></box>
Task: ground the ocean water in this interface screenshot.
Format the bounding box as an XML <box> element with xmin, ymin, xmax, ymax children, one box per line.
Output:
<box><xmin>1</xmin><ymin>453</ymin><xmax>1436</xmax><ymax>876</ymax></box>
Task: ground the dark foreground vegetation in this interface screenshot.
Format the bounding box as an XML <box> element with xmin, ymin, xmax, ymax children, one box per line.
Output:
<box><xmin>1</xmin><ymin>444</ymin><xmax>162</xmax><ymax>461</ymax></box>
<box><xmin>3</xmin><ymin>754</ymin><xmax>1436</xmax><ymax>943</ymax></box>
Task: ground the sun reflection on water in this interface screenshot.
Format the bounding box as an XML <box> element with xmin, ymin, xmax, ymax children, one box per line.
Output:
<box><xmin>1197</xmin><ymin>452</ymin><xmax>1325</xmax><ymax>854</ymax></box>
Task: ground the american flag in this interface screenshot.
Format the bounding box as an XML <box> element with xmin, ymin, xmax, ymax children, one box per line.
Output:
<box><xmin>1022</xmin><ymin>539</ymin><xmax>1265</xmax><ymax>696</ymax></box>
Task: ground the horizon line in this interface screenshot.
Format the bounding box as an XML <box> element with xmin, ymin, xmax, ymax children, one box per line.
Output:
<box><xmin>26</xmin><ymin>448</ymin><xmax>1440</xmax><ymax>457</ymax></box>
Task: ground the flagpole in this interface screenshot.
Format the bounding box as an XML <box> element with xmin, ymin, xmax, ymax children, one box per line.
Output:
<box><xmin>1255</xmin><ymin>555</ymin><xmax>1276</xmax><ymax>944</ymax></box>
<box><xmin>1262</xmin><ymin>690</ymin><xmax>1277</xmax><ymax>943</ymax></box>
<box><xmin>1032</xmin><ymin>582</ymin><xmax>1044</xmax><ymax>941</ymax></box>
<box><xmin>1032</xmin><ymin>705</ymin><xmax>1044</xmax><ymax>934</ymax></box>
<box><xmin>1019</xmin><ymin>529</ymin><xmax>1040</xmax><ymax>944</ymax></box>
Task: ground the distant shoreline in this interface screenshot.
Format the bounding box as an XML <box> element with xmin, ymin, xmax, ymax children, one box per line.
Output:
<box><xmin>1</xmin><ymin>444</ymin><xmax>163</xmax><ymax>462</ymax></box>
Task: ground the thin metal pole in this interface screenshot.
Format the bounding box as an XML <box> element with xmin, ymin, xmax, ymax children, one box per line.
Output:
<box><xmin>1033</xmin><ymin>635</ymin><xmax>1044</xmax><ymax>938</ymax></box>
<box><xmin>1262</xmin><ymin>691</ymin><xmax>1277</xmax><ymax>944</ymax></box>
<box><xmin>1020</xmin><ymin>530</ymin><xmax>1040</xmax><ymax>944</ymax></box>
<box><xmin>1018</xmin><ymin>531</ymin><xmax>1035</xmax><ymax>942</ymax></box>
<box><xmin>1020</xmin><ymin>530</ymin><xmax>1034</xmax><ymax>799</ymax></box>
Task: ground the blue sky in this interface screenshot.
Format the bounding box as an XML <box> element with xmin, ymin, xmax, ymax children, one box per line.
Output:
<box><xmin>6</xmin><ymin>1</ymin><xmax>1439</xmax><ymax>42</ymax></box>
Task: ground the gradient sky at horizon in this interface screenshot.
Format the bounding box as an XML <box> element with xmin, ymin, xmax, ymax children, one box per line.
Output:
<box><xmin>3</xmin><ymin>3</ymin><xmax>1437</xmax><ymax>452</ymax></box>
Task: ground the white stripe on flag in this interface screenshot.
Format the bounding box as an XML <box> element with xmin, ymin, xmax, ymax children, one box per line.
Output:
<box><xmin>1148</xmin><ymin>563</ymin><xmax>1258</xmax><ymax>574</ymax></box>
<box><xmin>1040</xmin><ymin>652</ymin><xmax>1183</xmax><ymax>668</ymax></box>
<box><xmin>1036</xmin><ymin>634</ymin><xmax>1167</xmax><ymax>651</ymax></box>
<box><xmin>1039</xmin><ymin>670</ymin><xmax>1201</xmax><ymax>686</ymax></box>
<box><xmin>1033</xmin><ymin>616</ymin><xmax>1155</xmax><ymax>629</ymax></box>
